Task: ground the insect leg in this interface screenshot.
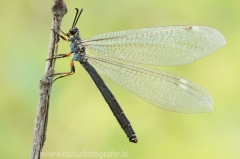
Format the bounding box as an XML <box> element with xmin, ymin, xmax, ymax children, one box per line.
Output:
<box><xmin>51</xmin><ymin>29</ymin><xmax>68</xmax><ymax>41</ymax></box>
<box><xmin>46</xmin><ymin>53</ymin><xmax>71</xmax><ymax>61</ymax></box>
<box><xmin>60</xmin><ymin>30</ymin><xmax>70</xmax><ymax>38</ymax></box>
<box><xmin>50</xmin><ymin>60</ymin><xmax>75</xmax><ymax>83</ymax></box>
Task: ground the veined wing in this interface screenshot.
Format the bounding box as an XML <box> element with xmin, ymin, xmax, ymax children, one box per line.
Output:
<box><xmin>82</xmin><ymin>26</ymin><xmax>226</xmax><ymax>66</ymax></box>
<box><xmin>87</xmin><ymin>55</ymin><xmax>214</xmax><ymax>113</ymax></box>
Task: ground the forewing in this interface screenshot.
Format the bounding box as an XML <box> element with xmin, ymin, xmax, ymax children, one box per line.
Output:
<box><xmin>82</xmin><ymin>26</ymin><xmax>226</xmax><ymax>66</ymax></box>
<box><xmin>88</xmin><ymin>56</ymin><xmax>214</xmax><ymax>113</ymax></box>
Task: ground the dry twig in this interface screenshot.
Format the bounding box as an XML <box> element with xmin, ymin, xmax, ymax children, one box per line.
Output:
<box><xmin>30</xmin><ymin>1</ymin><xmax>67</xmax><ymax>158</ymax></box>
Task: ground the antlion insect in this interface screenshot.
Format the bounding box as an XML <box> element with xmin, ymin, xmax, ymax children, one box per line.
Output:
<box><xmin>47</xmin><ymin>8</ymin><xmax>226</xmax><ymax>143</ymax></box>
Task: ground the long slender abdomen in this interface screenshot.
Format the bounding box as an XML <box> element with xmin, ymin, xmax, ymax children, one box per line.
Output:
<box><xmin>81</xmin><ymin>61</ymin><xmax>138</xmax><ymax>143</ymax></box>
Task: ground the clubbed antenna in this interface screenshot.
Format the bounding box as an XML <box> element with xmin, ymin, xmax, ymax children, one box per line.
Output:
<box><xmin>72</xmin><ymin>8</ymin><xmax>83</xmax><ymax>28</ymax></box>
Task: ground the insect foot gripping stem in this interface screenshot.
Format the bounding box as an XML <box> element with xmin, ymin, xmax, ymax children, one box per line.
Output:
<box><xmin>46</xmin><ymin>53</ymin><xmax>71</xmax><ymax>61</ymax></box>
<box><xmin>47</xmin><ymin>60</ymin><xmax>75</xmax><ymax>83</ymax></box>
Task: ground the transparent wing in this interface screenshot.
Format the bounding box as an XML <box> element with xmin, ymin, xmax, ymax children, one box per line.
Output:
<box><xmin>82</xmin><ymin>26</ymin><xmax>226</xmax><ymax>66</ymax></box>
<box><xmin>87</xmin><ymin>55</ymin><xmax>214</xmax><ymax>113</ymax></box>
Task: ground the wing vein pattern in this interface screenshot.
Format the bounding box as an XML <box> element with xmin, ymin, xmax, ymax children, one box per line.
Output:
<box><xmin>82</xmin><ymin>25</ymin><xmax>226</xmax><ymax>66</ymax></box>
<box><xmin>87</xmin><ymin>56</ymin><xmax>214</xmax><ymax>113</ymax></box>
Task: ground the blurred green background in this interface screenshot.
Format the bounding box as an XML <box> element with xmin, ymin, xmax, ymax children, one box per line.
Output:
<box><xmin>0</xmin><ymin>0</ymin><xmax>239</xmax><ymax>158</ymax></box>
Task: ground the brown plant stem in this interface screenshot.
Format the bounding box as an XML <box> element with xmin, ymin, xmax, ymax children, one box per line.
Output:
<box><xmin>30</xmin><ymin>1</ymin><xmax>67</xmax><ymax>159</ymax></box>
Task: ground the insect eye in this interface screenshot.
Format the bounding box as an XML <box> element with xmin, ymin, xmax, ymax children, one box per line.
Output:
<box><xmin>69</xmin><ymin>29</ymin><xmax>76</xmax><ymax>35</ymax></box>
